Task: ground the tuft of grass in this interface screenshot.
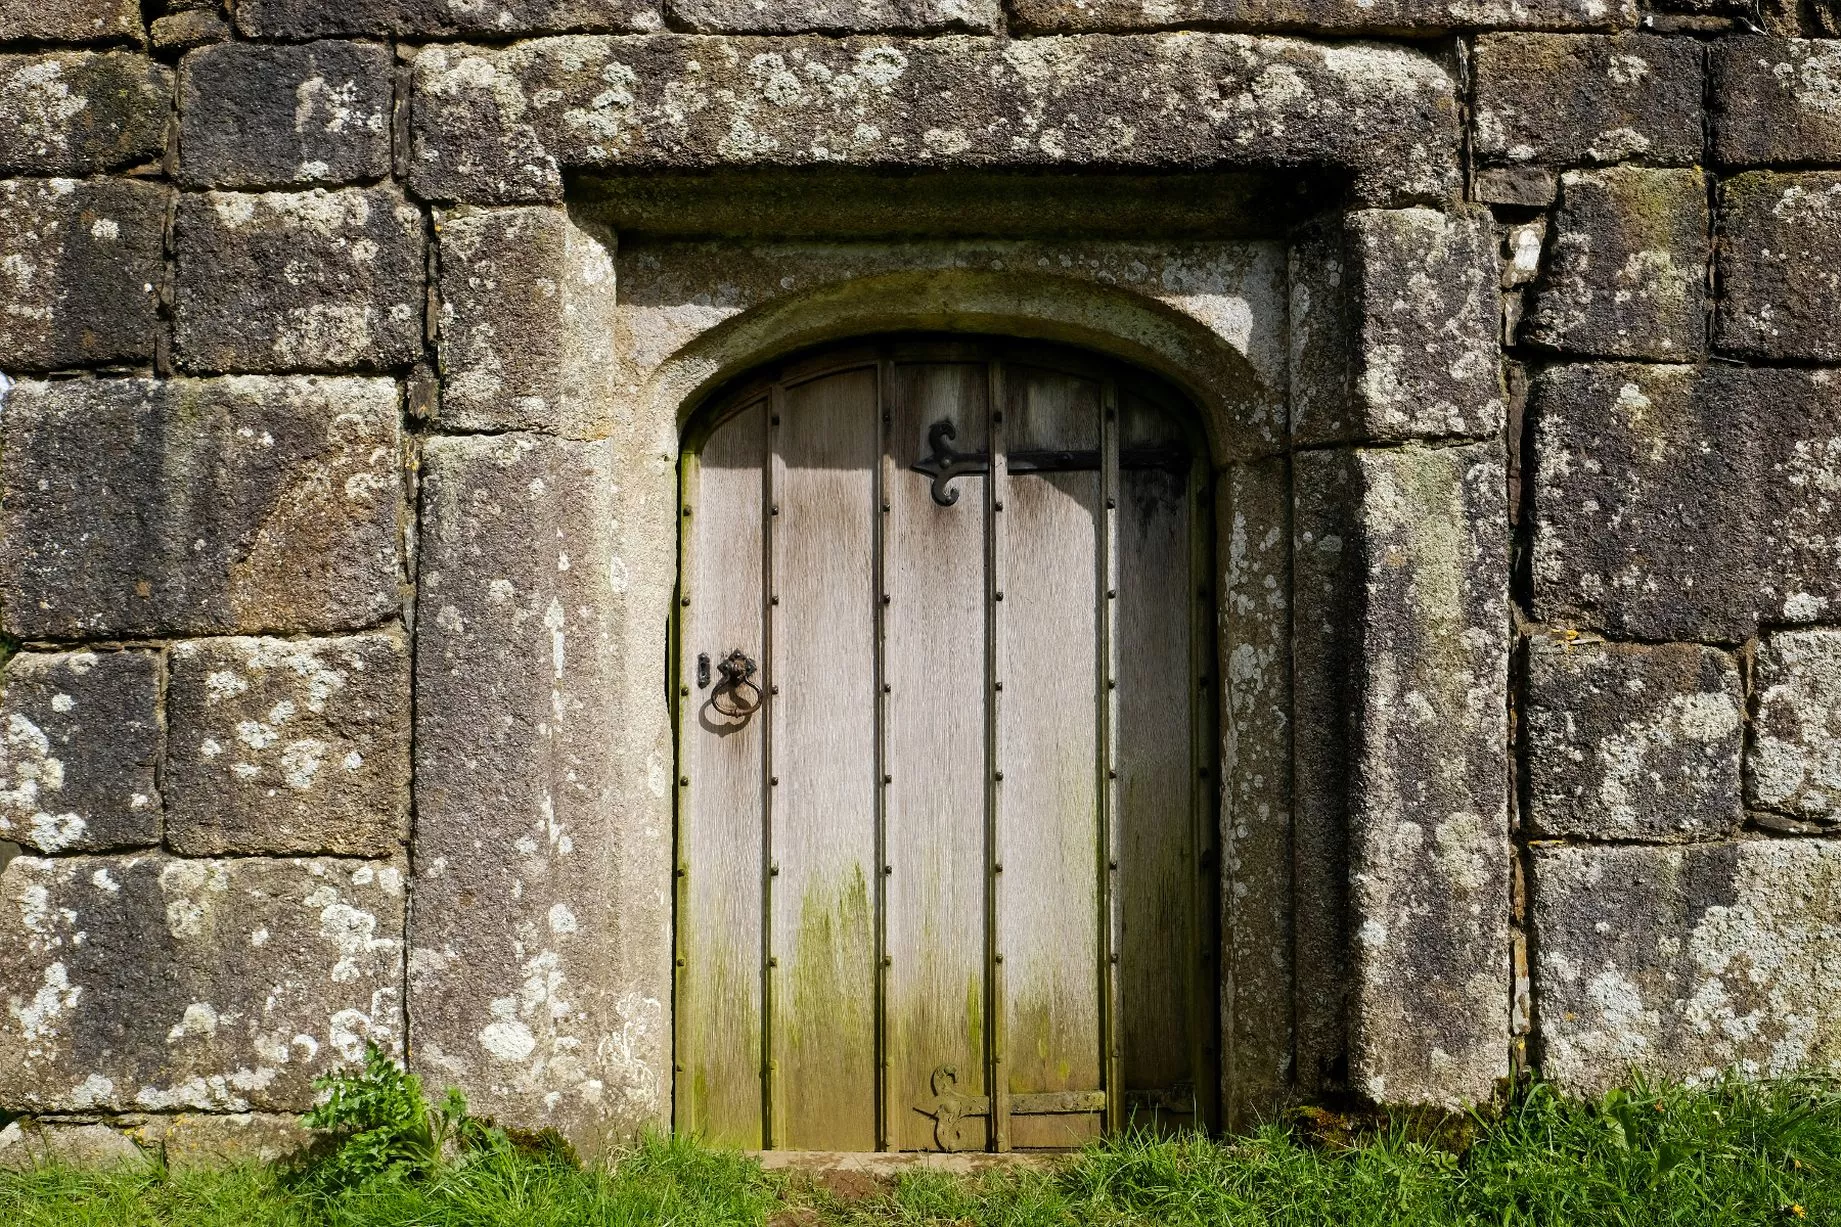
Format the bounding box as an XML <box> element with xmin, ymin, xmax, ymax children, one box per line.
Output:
<box><xmin>5</xmin><ymin>1074</ymin><xmax>1841</xmax><ymax>1225</ymax></box>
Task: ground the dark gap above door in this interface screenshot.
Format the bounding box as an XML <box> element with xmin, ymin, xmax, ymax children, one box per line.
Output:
<box><xmin>572</xmin><ymin>167</ymin><xmax>1343</xmax><ymax>242</ymax></box>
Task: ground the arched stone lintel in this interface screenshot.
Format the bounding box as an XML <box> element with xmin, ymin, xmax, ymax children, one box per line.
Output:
<box><xmin>632</xmin><ymin>264</ymin><xmax>1286</xmax><ymax>470</ymax></box>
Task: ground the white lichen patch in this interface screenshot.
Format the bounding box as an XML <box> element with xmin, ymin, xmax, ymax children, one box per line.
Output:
<box><xmin>1539</xmin><ymin>841</ymin><xmax>1841</xmax><ymax>1093</ymax></box>
<box><xmin>1751</xmin><ymin>630</ymin><xmax>1841</xmax><ymax>817</ymax></box>
<box><xmin>0</xmin><ymin>711</ymin><xmax>82</xmax><ymax>849</ymax></box>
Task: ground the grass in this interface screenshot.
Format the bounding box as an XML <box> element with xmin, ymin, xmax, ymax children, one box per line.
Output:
<box><xmin>6</xmin><ymin>1077</ymin><xmax>1841</xmax><ymax>1225</ymax></box>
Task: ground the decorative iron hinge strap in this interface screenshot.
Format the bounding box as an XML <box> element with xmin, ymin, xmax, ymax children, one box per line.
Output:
<box><xmin>917</xmin><ymin>1065</ymin><xmax>1110</xmax><ymax>1151</ymax></box>
<box><xmin>911</xmin><ymin>419</ymin><xmax>1187</xmax><ymax>507</ymax></box>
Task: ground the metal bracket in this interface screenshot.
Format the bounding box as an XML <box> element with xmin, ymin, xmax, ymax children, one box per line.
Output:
<box><xmin>910</xmin><ymin>420</ymin><xmax>983</xmax><ymax>507</ymax></box>
<box><xmin>916</xmin><ymin>1065</ymin><xmax>1110</xmax><ymax>1151</ymax></box>
<box><xmin>911</xmin><ymin>418</ymin><xmax>1190</xmax><ymax>507</ymax></box>
<box><xmin>1124</xmin><ymin>1079</ymin><xmax>1197</xmax><ymax>1116</ymax></box>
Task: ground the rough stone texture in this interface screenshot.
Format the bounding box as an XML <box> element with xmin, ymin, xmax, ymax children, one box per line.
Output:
<box><xmin>0</xmin><ymin>177</ymin><xmax>166</xmax><ymax>371</ymax></box>
<box><xmin>0</xmin><ymin>651</ymin><xmax>162</xmax><ymax>854</ymax></box>
<box><xmin>1713</xmin><ymin>38</ymin><xmax>1841</xmax><ymax>167</ymax></box>
<box><xmin>120</xmin><ymin>1112</ymin><xmax>314</xmax><ymax>1171</ymax></box>
<box><xmin>1290</xmin><ymin>207</ymin><xmax>1502</xmax><ymax>446</ymax></box>
<box><xmin>413</xmin><ymin>434</ymin><xmax>672</xmax><ymax>1152</ymax></box>
<box><xmin>0</xmin><ymin>377</ymin><xmax>403</xmax><ymax>639</ymax></box>
<box><xmin>1750</xmin><ymin>630</ymin><xmax>1841</xmax><ymax>824</ymax></box>
<box><xmin>1008</xmin><ymin>0</ymin><xmax>1636</xmax><ymax>30</ymax></box>
<box><xmin>1534</xmin><ymin>841</ymin><xmax>1841</xmax><ymax>1093</ymax></box>
<box><xmin>1477</xmin><ymin>165</ymin><xmax>1558</xmax><ymax>208</ymax></box>
<box><xmin>435</xmin><ymin>206</ymin><xmax>620</xmax><ymax>436</ymax></box>
<box><xmin>151</xmin><ymin>10</ymin><xmax>232</xmax><ymax>52</ymax></box>
<box><xmin>409</xmin><ymin>35</ymin><xmax>1461</xmax><ymax>207</ymax></box>
<box><xmin>175</xmin><ymin>188</ymin><xmax>425</xmax><ymax>374</ymax></box>
<box><xmin>1531</xmin><ymin>364</ymin><xmax>1841</xmax><ymax>641</ymax></box>
<box><xmin>1502</xmin><ymin>218</ymin><xmax>1546</xmax><ymax>288</ymax></box>
<box><xmin>236</xmin><ymin>0</ymin><xmax>667</xmax><ymax>38</ymax></box>
<box><xmin>0</xmin><ymin>53</ymin><xmax>172</xmax><ymax>176</ymax></box>
<box><xmin>1525</xmin><ymin>167</ymin><xmax>1708</xmax><ymax>362</ymax></box>
<box><xmin>1290</xmin><ymin>449</ymin><xmax>1359</xmax><ymax>1099</ymax></box>
<box><xmin>0</xmin><ymin>1120</ymin><xmax>149</xmax><ymax>1171</ymax></box>
<box><xmin>0</xmin><ymin>854</ymin><xmax>403</xmax><ymax>1113</ymax></box>
<box><xmin>179</xmin><ymin>41</ymin><xmax>394</xmax><ymax>190</ymax></box>
<box><xmin>1473</xmin><ymin>34</ymin><xmax>1704</xmax><ymax>166</ymax></box>
<box><xmin>1219</xmin><ymin>460</ymin><xmax>1292</xmax><ymax>1126</ymax></box>
<box><xmin>669</xmin><ymin>0</ymin><xmax>1001</xmax><ymax>31</ymax></box>
<box><xmin>1523</xmin><ymin>638</ymin><xmax>1742</xmax><ymax>842</ymax></box>
<box><xmin>1717</xmin><ymin>172</ymin><xmax>1841</xmax><ymax>364</ymax></box>
<box><xmin>0</xmin><ymin>1</ymin><xmax>143</xmax><ymax>43</ymax></box>
<box><xmin>1346</xmin><ymin>442</ymin><xmax>1510</xmax><ymax>1107</ymax></box>
<box><xmin>615</xmin><ymin>237</ymin><xmax>1287</xmax><ymax>457</ymax></box>
<box><xmin>165</xmin><ymin>634</ymin><xmax>411</xmax><ymax>858</ymax></box>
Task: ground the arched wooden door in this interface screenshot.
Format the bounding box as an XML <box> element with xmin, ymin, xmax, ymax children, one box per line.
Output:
<box><xmin>674</xmin><ymin>336</ymin><xmax>1218</xmax><ymax>1152</ymax></box>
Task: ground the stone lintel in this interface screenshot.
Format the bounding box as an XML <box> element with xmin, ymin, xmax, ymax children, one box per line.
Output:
<box><xmin>410</xmin><ymin>34</ymin><xmax>1460</xmax><ymax>208</ymax></box>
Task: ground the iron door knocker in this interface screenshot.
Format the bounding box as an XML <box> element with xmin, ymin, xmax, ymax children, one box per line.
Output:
<box><xmin>711</xmin><ymin>649</ymin><xmax>762</xmax><ymax>718</ymax></box>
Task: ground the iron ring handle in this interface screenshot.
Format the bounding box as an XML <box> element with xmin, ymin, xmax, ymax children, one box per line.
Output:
<box><xmin>710</xmin><ymin>648</ymin><xmax>761</xmax><ymax>719</ymax></box>
<box><xmin>711</xmin><ymin>677</ymin><xmax>762</xmax><ymax>718</ymax></box>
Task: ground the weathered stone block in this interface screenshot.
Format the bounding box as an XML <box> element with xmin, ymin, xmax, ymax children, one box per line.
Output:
<box><xmin>1477</xmin><ymin>166</ymin><xmax>1558</xmax><ymax>209</ymax></box>
<box><xmin>1535</xmin><ymin>841</ymin><xmax>1841</xmax><ymax>1093</ymax></box>
<box><xmin>180</xmin><ymin>41</ymin><xmax>393</xmax><ymax>190</ymax></box>
<box><xmin>435</xmin><ymin>205</ymin><xmax>619</xmax><ymax>436</ymax></box>
<box><xmin>1474</xmin><ymin>34</ymin><xmax>1703</xmax><ymax>166</ymax></box>
<box><xmin>1347</xmin><ymin>442</ymin><xmax>1510</xmax><ymax>1107</ymax></box>
<box><xmin>0</xmin><ymin>376</ymin><xmax>402</xmax><ymax>639</ymax></box>
<box><xmin>1502</xmin><ymin>219</ymin><xmax>1546</xmax><ymax>288</ymax></box>
<box><xmin>150</xmin><ymin>10</ymin><xmax>231</xmax><ymax>53</ymax></box>
<box><xmin>1525</xmin><ymin>167</ymin><xmax>1708</xmax><ymax>361</ymax></box>
<box><xmin>165</xmin><ymin>634</ymin><xmax>410</xmax><ymax>858</ymax></box>
<box><xmin>668</xmin><ymin>0</ymin><xmax>1000</xmax><ymax>31</ymax></box>
<box><xmin>1713</xmin><ymin>38</ymin><xmax>1841</xmax><ymax>166</ymax></box>
<box><xmin>0</xmin><ymin>1</ymin><xmax>142</xmax><ymax>44</ymax></box>
<box><xmin>414</xmin><ymin>433</ymin><xmax>671</xmax><ymax>1152</ymax></box>
<box><xmin>120</xmin><ymin>1112</ymin><xmax>312</xmax><ymax>1171</ymax></box>
<box><xmin>1524</xmin><ymin>638</ymin><xmax>1742</xmax><ymax>841</ymax></box>
<box><xmin>0</xmin><ymin>651</ymin><xmax>162</xmax><ymax>854</ymax></box>
<box><xmin>1290</xmin><ymin>449</ymin><xmax>1359</xmax><ymax>1099</ymax></box>
<box><xmin>1219</xmin><ymin>460</ymin><xmax>1292</xmax><ymax>1124</ymax></box>
<box><xmin>409</xmin><ymin>35</ymin><xmax>1460</xmax><ymax>207</ymax></box>
<box><xmin>1291</xmin><ymin>207</ymin><xmax>1502</xmax><ymax>445</ymax></box>
<box><xmin>1532</xmin><ymin>364</ymin><xmax>1841</xmax><ymax>640</ymax></box>
<box><xmin>0</xmin><ymin>1120</ymin><xmax>149</xmax><ymax>1171</ymax></box>
<box><xmin>1717</xmin><ymin>172</ymin><xmax>1841</xmax><ymax>363</ymax></box>
<box><xmin>236</xmin><ymin>0</ymin><xmax>666</xmax><ymax>38</ymax></box>
<box><xmin>1750</xmin><ymin>630</ymin><xmax>1841</xmax><ymax>823</ymax></box>
<box><xmin>1008</xmin><ymin>0</ymin><xmax>1635</xmax><ymax>29</ymax></box>
<box><xmin>0</xmin><ymin>177</ymin><xmax>165</xmax><ymax>371</ymax></box>
<box><xmin>175</xmin><ymin>188</ymin><xmax>425</xmax><ymax>373</ymax></box>
<box><xmin>0</xmin><ymin>854</ymin><xmax>403</xmax><ymax>1113</ymax></box>
<box><xmin>0</xmin><ymin>53</ymin><xmax>172</xmax><ymax>176</ymax></box>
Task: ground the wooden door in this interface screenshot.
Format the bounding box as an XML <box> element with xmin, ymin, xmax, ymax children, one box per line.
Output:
<box><xmin>674</xmin><ymin>337</ymin><xmax>1217</xmax><ymax>1152</ymax></box>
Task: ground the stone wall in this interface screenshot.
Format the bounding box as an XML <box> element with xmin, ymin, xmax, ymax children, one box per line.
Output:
<box><xmin>1</xmin><ymin>0</ymin><xmax>1838</xmax><ymax>1160</ymax></box>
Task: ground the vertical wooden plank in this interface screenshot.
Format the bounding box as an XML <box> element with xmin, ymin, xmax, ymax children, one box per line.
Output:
<box><xmin>999</xmin><ymin>364</ymin><xmax>1103</xmax><ymax>1149</ymax></box>
<box><xmin>1191</xmin><ymin>456</ymin><xmax>1222</xmax><ymax>1133</ymax></box>
<box><xmin>771</xmin><ymin>366</ymin><xmax>880</xmax><ymax>1152</ymax></box>
<box><xmin>1098</xmin><ymin>379</ymin><xmax>1122</xmax><ymax>1135</ymax></box>
<box><xmin>764</xmin><ymin>386</ymin><xmax>782</xmax><ymax>1149</ymax></box>
<box><xmin>874</xmin><ymin>358</ymin><xmax>893</xmax><ymax>1154</ymax></box>
<box><xmin>1114</xmin><ymin>392</ymin><xmax>1205</xmax><ymax>1132</ymax></box>
<box><xmin>986</xmin><ymin>361</ymin><xmax>1010</xmax><ymax>1154</ymax></box>
<box><xmin>884</xmin><ymin>360</ymin><xmax>990</xmax><ymax>1152</ymax></box>
<box><xmin>680</xmin><ymin>401</ymin><xmax>767</xmax><ymax>1148</ymax></box>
